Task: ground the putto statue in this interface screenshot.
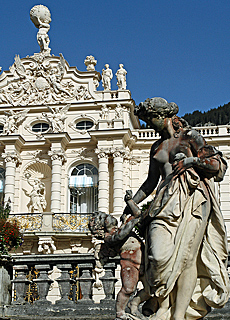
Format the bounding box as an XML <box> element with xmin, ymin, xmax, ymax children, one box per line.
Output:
<box><xmin>116</xmin><ymin>64</ymin><xmax>127</xmax><ymax>90</ymax></box>
<box><xmin>25</xmin><ymin>173</ymin><xmax>47</xmax><ymax>213</ymax></box>
<box><xmin>102</xmin><ymin>64</ymin><xmax>113</xmax><ymax>90</ymax></box>
<box><xmin>90</xmin><ymin>97</ymin><xmax>229</xmax><ymax>320</ymax></box>
<box><xmin>42</xmin><ymin>105</ymin><xmax>69</xmax><ymax>133</ymax></box>
<box><xmin>2</xmin><ymin>109</ymin><xmax>29</xmax><ymax>135</ymax></box>
<box><xmin>30</xmin><ymin>5</ymin><xmax>51</xmax><ymax>55</ymax></box>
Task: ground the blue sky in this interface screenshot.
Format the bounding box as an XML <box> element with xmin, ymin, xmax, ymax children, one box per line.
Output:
<box><xmin>0</xmin><ymin>0</ymin><xmax>229</xmax><ymax>116</ymax></box>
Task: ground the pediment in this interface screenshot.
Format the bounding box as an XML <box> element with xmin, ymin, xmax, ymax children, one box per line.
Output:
<box><xmin>0</xmin><ymin>53</ymin><xmax>101</xmax><ymax>106</ymax></box>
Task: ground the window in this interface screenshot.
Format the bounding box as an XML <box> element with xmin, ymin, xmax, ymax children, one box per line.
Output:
<box><xmin>32</xmin><ymin>122</ymin><xmax>49</xmax><ymax>133</ymax></box>
<box><xmin>76</xmin><ymin>120</ymin><xmax>93</xmax><ymax>131</ymax></box>
<box><xmin>69</xmin><ymin>163</ymin><xmax>98</xmax><ymax>213</ymax></box>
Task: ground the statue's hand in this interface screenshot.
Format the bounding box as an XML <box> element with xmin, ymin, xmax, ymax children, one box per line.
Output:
<box><xmin>124</xmin><ymin>190</ymin><xmax>133</xmax><ymax>202</ymax></box>
<box><xmin>120</xmin><ymin>205</ymin><xmax>132</xmax><ymax>223</ymax></box>
<box><xmin>173</xmin><ymin>157</ymin><xmax>195</xmax><ymax>175</ymax></box>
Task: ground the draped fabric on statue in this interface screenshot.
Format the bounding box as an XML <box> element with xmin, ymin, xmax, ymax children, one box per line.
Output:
<box><xmin>145</xmin><ymin>155</ymin><xmax>229</xmax><ymax>319</ymax></box>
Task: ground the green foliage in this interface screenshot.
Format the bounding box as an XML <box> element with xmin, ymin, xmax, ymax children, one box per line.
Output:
<box><xmin>183</xmin><ymin>102</ymin><xmax>230</xmax><ymax>126</ymax></box>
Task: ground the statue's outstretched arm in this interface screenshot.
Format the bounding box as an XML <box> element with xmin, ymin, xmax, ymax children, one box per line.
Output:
<box><xmin>105</xmin><ymin>217</ymin><xmax>141</xmax><ymax>245</ymax></box>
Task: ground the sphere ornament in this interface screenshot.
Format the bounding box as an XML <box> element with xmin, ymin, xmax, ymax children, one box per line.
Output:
<box><xmin>30</xmin><ymin>5</ymin><xmax>51</xmax><ymax>29</ymax></box>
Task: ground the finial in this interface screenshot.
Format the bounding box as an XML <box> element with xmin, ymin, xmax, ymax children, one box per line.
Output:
<box><xmin>30</xmin><ymin>5</ymin><xmax>51</xmax><ymax>55</ymax></box>
<box><xmin>84</xmin><ymin>55</ymin><xmax>97</xmax><ymax>71</ymax></box>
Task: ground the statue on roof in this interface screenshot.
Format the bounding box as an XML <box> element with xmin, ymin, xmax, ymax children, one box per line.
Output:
<box><xmin>102</xmin><ymin>64</ymin><xmax>113</xmax><ymax>90</ymax></box>
<box><xmin>30</xmin><ymin>5</ymin><xmax>51</xmax><ymax>55</ymax></box>
<box><xmin>116</xmin><ymin>64</ymin><xmax>127</xmax><ymax>90</ymax></box>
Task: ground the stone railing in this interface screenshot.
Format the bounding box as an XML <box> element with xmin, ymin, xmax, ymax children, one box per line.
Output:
<box><xmin>0</xmin><ymin>253</ymin><xmax>119</xmax><ymax>318</ymax></box>
<box><xmin>8</xmin><ymin>212</ymin><xmax>91</xmax><ymax>233</ymax></box>
<box><xmin>137</xmin><ymin>125</ymin><xmax>230</xmax><ymax>140</ymax></box>
<box><xmin>0</xmin><ymin>254</ymin><xmax>230</xmax><ymax>319</ymax></box>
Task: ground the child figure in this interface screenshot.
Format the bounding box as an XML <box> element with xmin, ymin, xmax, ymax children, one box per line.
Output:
<box><xmin>89</xmin><ymin>191</ymin><xmax>146</xmax><ymax>320</ymax></box>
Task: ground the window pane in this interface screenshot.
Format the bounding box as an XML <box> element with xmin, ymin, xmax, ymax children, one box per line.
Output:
<box><xmin>76</xmin><ymin>120</ymin><xmax>93</xmax><ymax>130</ymax></box>
<box><xmin>32</xmin><ymin>123</ymin><xmax>49</xmax><ymax>132</ymax></box>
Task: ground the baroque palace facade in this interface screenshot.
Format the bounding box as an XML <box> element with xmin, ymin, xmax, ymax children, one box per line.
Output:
<box><xmin>0</xmin><ymin>6</ymin><xmax>230</xmax><ymax>303</ymax></box>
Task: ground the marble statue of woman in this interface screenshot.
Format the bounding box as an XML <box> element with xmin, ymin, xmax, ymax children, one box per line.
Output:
<box><xmin>116</xmin><ymin>64</ymin><xmax>127</xmax><ymax>90</ymax></box>
<box><xmin>102</xmin><ymin>64</ymin><xmax>113</xmax><ymax>90</ymax></box>
<box><xmin>122</xmin><ymin>97</ymin><xmax>229</xmax><ymax>320</ymax></box>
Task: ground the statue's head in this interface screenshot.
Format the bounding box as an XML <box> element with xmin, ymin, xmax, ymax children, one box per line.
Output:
<box><xmin>134</xmin><ymin>97</ymin><xmax>189</xmax><ymax>132</ymax></box>
<box><xmin>88</xmin><ymin>211</ymin><xmax>117</xmax><ymax>239</ymax></box>
<box><xmin>135</xmin><ymin>97</ymin><xmax>178</xmax><ymax>122</ymax></box>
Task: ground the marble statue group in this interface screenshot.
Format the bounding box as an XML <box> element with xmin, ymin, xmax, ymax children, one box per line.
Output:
<box><xmin>89</xmin><ymin>97</ymin><xmax>229</xmax><ymax>320</ymax></box>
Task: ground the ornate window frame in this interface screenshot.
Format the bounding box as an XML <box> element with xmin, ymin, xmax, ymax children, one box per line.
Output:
<box><xmin>25</xmin><ymin>118</ymin><xmax>51</xmax><ymax>139</ymax></box>
<box><xmin>68</xmin><ymin>114</ymin><xmax>96</xmax><ymax>134</ymax></box>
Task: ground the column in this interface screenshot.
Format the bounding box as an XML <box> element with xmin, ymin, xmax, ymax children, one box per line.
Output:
<box><xmin>96</xmin><ymin>149</ymin><xmax>109</xmax><ymax>213</ymax></box>
<box><xmin>113</xmin><ymin>150</ymin><xmax>124</xmax><ymax>215</ymax></box>
<box><xmin>48</xmin><ymin>149</ymin><xmax>66</xmax><ymax>213</ymax></box>
<box><xmin>2</xmin><ymin>152</ymin><xmax>21</xmax><ymax>212</ymax></box>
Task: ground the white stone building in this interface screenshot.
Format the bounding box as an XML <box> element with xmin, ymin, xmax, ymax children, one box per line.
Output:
<box><xmin>0</xmin><ymin>5</ymin><xmax>230</xmax><ymax>259</ymax></box>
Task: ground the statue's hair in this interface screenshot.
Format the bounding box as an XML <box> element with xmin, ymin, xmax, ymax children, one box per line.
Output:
<box><xmin>134</xmin><ymin>97</ymin><xmax>190</xmax><ymax>130</ymax></box>
<box><xmin>88</xmin><ymin>211</ymin><xmax>117</xmax><ymax>239</ymax></box>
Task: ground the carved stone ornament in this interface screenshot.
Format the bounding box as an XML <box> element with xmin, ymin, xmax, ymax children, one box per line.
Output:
<box><xmin>99</xmin><ymin>104</ymin><xmax>110</xmax><ymax>120</ymax></box>
<box><xmin>115</xmin><ymin>103</ymin><xmax>126</xmax><ymax>119</ymax></box>
<box><xmin>48</xmin><ymin>149</ymin><xmax>66</xmax><ymax>163</ymax></box>
<box><xmin>0</xmin><ymin>54</ymin><xmax>93</xmax><ymax>106</ymax></box>
<box><xmin>0</xmin><ymin>109</ymin><xmax>29</xmax><ymax>135</ymax></box>
<box><xmin>84</xmin><ymin>55</ymin><xmax>97</xmax><ymax>71</ymax></box>
<box><xmin>38</xmin><ymin>237</ymin><xmax>56</xmax><ymax>254</ymax></box>
<box><xmin>2</xmin><ymin>151</ymin><xmax>21</xmax><ymax>165</ymax></box>
<box><xmin>42</xmin><ymin>105</ymin><xmax>69</xmax><ymax>133</ymax></box>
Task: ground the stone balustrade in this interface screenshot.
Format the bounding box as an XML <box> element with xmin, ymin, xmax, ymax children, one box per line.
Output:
<box><xmin>0</xmin><ymin>254</ymin><xmax>119</xmax><ymax>318</ymax></box>
<box><xmin>0</xmin><ymin>254</ymin><xmax>229</xmax><ymax>319</ymax></box>
<box><xmin>137</xmin><ymin>125</ymin><xmax>230</xmax><ymax>141</ymax></box>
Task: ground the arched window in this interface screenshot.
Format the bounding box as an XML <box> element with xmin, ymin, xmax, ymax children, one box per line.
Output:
<box><xmin>0</xmin><ymin>168</ymin><xmax>5</xmax><ymax>205</ymax></box>
<box><xmin>69</xmin><ymin>163</ymin><xmax>98</xmax><ymax>213</ymax></box>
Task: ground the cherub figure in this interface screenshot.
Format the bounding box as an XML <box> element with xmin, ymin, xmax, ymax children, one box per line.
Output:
<box><xmin>42</xmin><ymin>104</ymin><xmax>69</xmax><ymax>133</ymax></box>
<box><xmin>89</xmin><ymin>191</ymin><xmax>148</xmax><ymax>320</ymax></box>
<box><xmin>48</xmin><ymin>54</ymin><xmax>71</xmax><ymax>96</ymax></box>
<box><xmin>2</xmin><ymin>109</ymin><xmax>29</xmax><ymax>135</ymax></box>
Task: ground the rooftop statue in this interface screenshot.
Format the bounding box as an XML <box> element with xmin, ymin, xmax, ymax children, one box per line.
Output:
<box><xmin>30</xmin><ymin>5</ymin><xmax>52</xmax><ymax>55</ymax></box>
<box><xmin>116</xmin><ymin>64</ymin><xmax>127</xmax><ymax>90</ymax></box>
<box><xmin>102</xmin><ymin>64</ymin><xmax>113</xmax><ymax>90</ymax></box>
<box><xmin>90</xmin><ymin>97</ymin><xmax>229</xmax><ymax>320</ymax></box>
